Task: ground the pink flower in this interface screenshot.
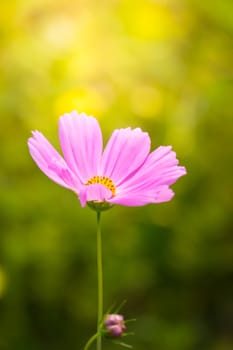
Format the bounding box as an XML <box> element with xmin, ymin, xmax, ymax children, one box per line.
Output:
<box><xmin>104</xmin><ymin>314</ymin><xmax>126</xmax><ymax>338</ymax></box>
<box><xmin>28</xmin><ymin>111</ymin><xmax>186</xmax><ymax>209</ymax></box>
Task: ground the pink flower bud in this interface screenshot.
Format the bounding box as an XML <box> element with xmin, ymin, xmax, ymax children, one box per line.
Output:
<box><xmin>104</xmin><ymin>314</ymin><xmax>126</xmax><ymax>338</ymax></box>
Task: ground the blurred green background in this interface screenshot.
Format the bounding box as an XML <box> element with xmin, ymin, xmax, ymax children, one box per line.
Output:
<box><xmin>0</xmin><ymin>0</ymin><xmax>233</xmax><ymax>349</ymax></box>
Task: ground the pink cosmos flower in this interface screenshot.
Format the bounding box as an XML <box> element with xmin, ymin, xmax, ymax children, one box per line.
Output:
<box><xmin>28</xmin><ymin>111</ymin><xmax>186</xmax><ymax>209</ymax></box>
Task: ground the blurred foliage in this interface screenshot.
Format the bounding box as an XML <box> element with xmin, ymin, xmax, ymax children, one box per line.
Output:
<box><xmin>0</xmin><ymin>0</ymin><xmax>233</xmax><ymax>349</ymax></box>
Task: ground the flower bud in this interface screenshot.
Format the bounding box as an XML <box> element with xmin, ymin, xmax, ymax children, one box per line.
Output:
<box><xmin>104</xmin><ymin>314</ymin><xmax>126</xmax><ymax>338</ymax></box>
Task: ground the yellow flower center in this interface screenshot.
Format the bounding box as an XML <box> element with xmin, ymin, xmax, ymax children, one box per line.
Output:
<box><xmin>86</xmin><ymin>176</ymin><xmax>116</xmax><ymax>196</ymax></box>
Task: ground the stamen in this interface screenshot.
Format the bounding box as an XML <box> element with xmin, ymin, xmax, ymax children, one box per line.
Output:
<box><xmin>86</xmin><ymin>176</ymin><xmax>116</xmax><ymax>196</ymax></box>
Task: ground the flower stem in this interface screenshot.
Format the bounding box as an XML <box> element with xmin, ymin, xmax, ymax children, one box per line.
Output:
<box><xmin>96</xmin><ymin>211</ymin><xmax>103</xmax><ymax>350</ymax></box>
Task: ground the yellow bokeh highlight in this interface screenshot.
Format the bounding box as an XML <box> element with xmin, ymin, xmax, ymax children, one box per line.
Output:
<box><xmin>118</xmin><ymin>1</ymin><xmax>183</xmax><ymax>40</ymax></box>
<box><xmin>54</xmin><ymin>88</ymin><xmax>109</xmax><ymax>117</ymax></box>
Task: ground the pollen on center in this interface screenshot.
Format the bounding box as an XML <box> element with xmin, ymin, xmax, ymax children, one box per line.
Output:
<box><xmin>86</xmin><ymin>176</ymin><xmax>116</xmax><ymax>196</ymax></box>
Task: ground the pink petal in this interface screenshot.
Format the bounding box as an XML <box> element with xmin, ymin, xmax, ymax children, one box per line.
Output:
<box><xmin>79</xmin><ymin>184</ymin><xmax>112</xmax><ymax>207</ymax></box>
<box><xmin>109</xmin><ymin>186</ymin><xmax>174</xmax><ymax>206</ymax></box>
<box><xmin>118</xmin><ymin>146</ymin><xmax>187</xmax><ymax>192</ymax></box>
<box><xmin>109</xmin><ymin>193</ymin><xmax>155</xmax><ymax>206</ymax></box>
<box><xmin>59</xmin><ymin>111</ymin><xmax>103</xmax><ymax>183</ymax></box>
<box><xmin>153</xmin><ymin>187</ymin><xmax>175</xmax><ymax>203</ymax></box>
<box><xmin>101</xmin><ymin>127</ymin><xmax>150</xmax><ymax>186</ymax></box>
<box><xmin>28</xmin><ymin>131</ymin><xmax>79</xmax><ymax>191</ymax></box>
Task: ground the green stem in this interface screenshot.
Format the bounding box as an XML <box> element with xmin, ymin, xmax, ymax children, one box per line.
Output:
<box><xmin>84</xmin><ymin>333</ymin><xmax>99</xmax><ymax>350</ymax></box>
<box><xmin>96</xmin><ymin>211</ymin><xmax>103</xmax><ymax>350</ymax></box>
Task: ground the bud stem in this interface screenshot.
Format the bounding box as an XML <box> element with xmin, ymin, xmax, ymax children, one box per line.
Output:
<box><xmin>84</xmin><ymin>333</ymin><xmax>99</xmax><ymax>350</ymax></box>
